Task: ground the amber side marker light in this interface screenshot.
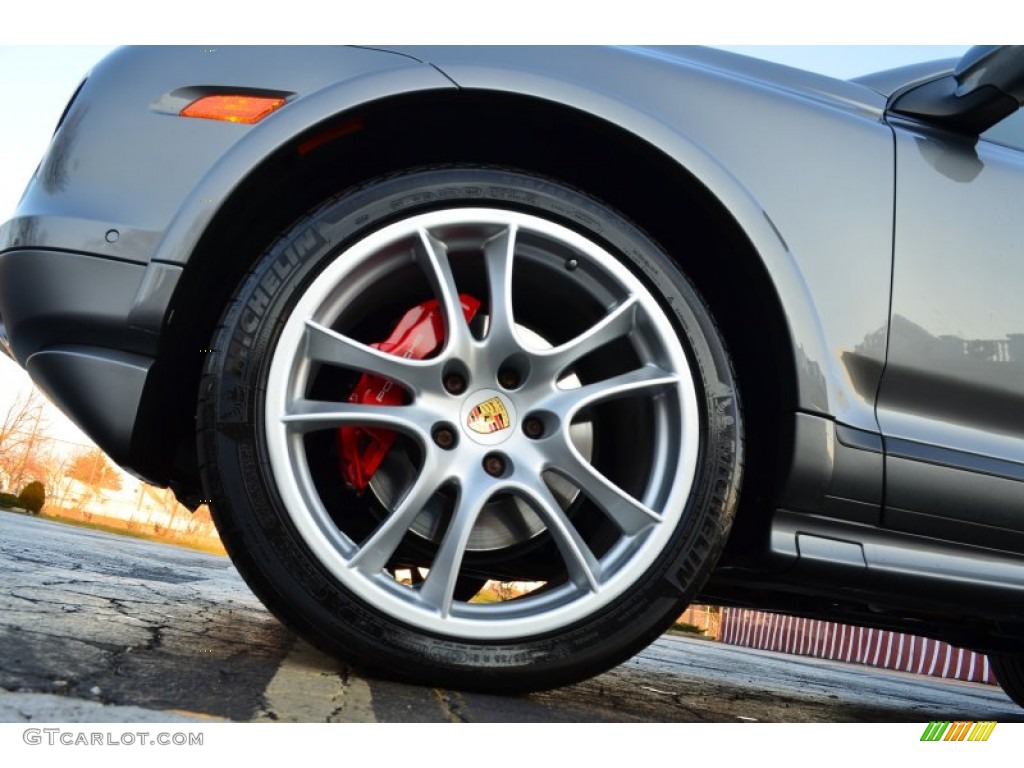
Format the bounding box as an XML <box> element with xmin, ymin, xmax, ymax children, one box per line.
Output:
<box><xmin>180</xmin><ymin>94</ymin><xmax>286</xmax><ymax>124</ymax></box>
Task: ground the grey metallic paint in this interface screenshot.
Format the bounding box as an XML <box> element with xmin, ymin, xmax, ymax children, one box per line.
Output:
<box><xmin>3</xmin><ymin>45</ymin><xmax>897</xmax><ymax>430</ymax></box>
<box><xmin>879</xmin><ymin>126</ymin><xmax>1024</xmax><ymax>466</ymax></box>
<box><xmin>386</xmin><ymin>45</ymin><xmax>896</xmax><ymax>430</ymax></box>
<box><xmin>0</xmin><ymin>46</ymin><xmax>453</xmax><ymax>267</ymax></box>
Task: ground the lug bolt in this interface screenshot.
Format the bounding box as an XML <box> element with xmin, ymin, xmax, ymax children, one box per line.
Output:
<box><xmin>443</xmin><ymin>373</ymin><xmax>467</xmax><ymax>395</ymax></box>
<box><xmin>483</xmin><ymin>454</ymin><xmax>506</xmax><ymax>477</ymax></box>
<box><xmin>433</xmin><ymin>425</ymin><xmax>457</xmax><ymax>450</ymax></box>
<box><xmin>497</xmin><ymin>368</ymin><xmax>520</xmax><ymax>389</ymax></box>
<box><xmin>523</xmin><ymin>417</ymin><xmax>544</xmax><ymax>439</ymax></box>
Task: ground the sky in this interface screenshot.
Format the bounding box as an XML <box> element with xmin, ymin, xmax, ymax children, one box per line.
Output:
<box><xmin>0</xmin><ymin>41</ymin><xmax>971</xmax><ymax>458</ymax></box>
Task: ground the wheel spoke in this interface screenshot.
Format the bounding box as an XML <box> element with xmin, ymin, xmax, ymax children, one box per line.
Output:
<box><xmin>303</xmin><ymin>320</ymin><xmax>436</xmax><ymax>393</ymax></box>
<box><xmin>516</xmin><ymin>477</ymin><xmax>601</xmax><ymax>592</ymax></box>
<box><xmin>416</xmin><ymin>228</ymin><xmax>471</xmax><ymax>355</ymax></box>
<box><xmin>545</xmin><ymin>364</ymin><xmax>680</xmax><ymax>418</ymax></box>
<box><xmin>533</xmin><ymin>297</ymin><xmax>639</xmax><ymax>378</ymax></box>
<box><xmin>482</xmin><ymin>225</ymin><xmax>518</xmax><ymax>345</ymax></box>
<box><xmin>545</xmin><ymin>437</ymin><xmax>661</xmax><ymax>536</ymax></box>
<box><xmin>419</xmin><ymin>483</ymin><xmax>490</xmax><ymax>617</ymax></box>
<box><xmin>348</xmin><ymin>463</ymin><xmax>445</xmax><ymax>575</ymax></box>
<box><xmin>281</xmin><ymin>398</ymin><xmax>430</xmax><ymax>438</ymax></box>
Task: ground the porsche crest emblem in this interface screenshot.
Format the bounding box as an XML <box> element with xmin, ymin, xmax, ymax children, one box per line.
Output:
<box><xmin>466</xmin><ymin>396</ymin><xmax>511</xmax><ymax>434</ymax></box>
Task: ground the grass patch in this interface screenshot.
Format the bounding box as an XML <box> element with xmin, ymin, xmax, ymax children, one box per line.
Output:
<box><xmin>470</xmin><ymin>591</ymin><xmax>500</xmax><ymax>604</ymax></box>
<box><xmin>667</xmin><ymin>621</ymin><xmax>706</xmax><ymax>636</ymax></box>
<box><xmin>37</xmin><ymin>511</ymin><xmax>227</xmax><ymax>556</ymax></box>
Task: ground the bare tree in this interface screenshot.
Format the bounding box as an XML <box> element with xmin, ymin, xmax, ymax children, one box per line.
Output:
<box><xmin>68</xmin><ymin>448</ymin><xmax>122</xmax><ymax>492</ymax></box>
<box><xmin>0</xmin><ymin>388</ymin><xmax>51</xmax><ymax>491</ymax></box>
<box><xmin>186</xmin><ymin>504</ymin><xmax>217</xmax><ymax>538</ymax></box>
<box><xmin>0</xmin><ymin>389</ymin><xmax>42</xmax><ymax>454</ymax></box>
<box><xmin>43</xmin><ymin>453</ymin><xmax>75</xmax><ymax>511</ymax></box>
<box><xmin>492</xmin><ymin>581</ymin><xmax>521</xmax><ymax>601</ymax></box>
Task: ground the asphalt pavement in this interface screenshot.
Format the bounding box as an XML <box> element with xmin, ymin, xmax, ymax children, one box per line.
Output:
<box><xmin>2</xmin><ymin>510</ymin><xmax>1020</xmax><ymax>723</ymax></box>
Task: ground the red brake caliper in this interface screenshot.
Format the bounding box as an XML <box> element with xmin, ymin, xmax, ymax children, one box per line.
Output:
<box><xmin>338</xmin><ymin>294</ymin><xmax>481</xmax><ymax>492</ymax></box>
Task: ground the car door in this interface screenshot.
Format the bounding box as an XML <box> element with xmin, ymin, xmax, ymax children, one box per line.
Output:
<box><xmin>876</xmin><ymin>107</ymin><xmax>1024</xmax><ymax>552</ymax></box>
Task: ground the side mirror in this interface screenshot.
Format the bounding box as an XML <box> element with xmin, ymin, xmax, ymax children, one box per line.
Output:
<box><xmin>889</xmin><ymin>45</ymin><xmax>1024</xmax><ymax>135</ymax></box>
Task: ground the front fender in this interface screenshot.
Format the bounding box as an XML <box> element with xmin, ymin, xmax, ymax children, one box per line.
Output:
<box><xmin>2</xmin><ymin>45</ymin><xmax>454</xmax><ymax>267</ymax></box>
<box><xmin>390</xmin><ymin>45</ymin><xmax>896</xmax><ymax>431</ymax></box>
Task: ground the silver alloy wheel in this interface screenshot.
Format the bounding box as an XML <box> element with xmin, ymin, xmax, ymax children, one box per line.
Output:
<box><xmin>263</xmin><ymin>208</ymin><xmax>700</xmax><ymax>640</ymax></box>
<box><xmin>367</xmin><ymin>324</ymin><xmax>594</xmax><ymax>552</ymax></box>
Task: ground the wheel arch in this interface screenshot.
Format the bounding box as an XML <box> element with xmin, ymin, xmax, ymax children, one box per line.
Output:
<box><xmin>154</xmin><ymin>87</ymin><xmax>806</xmax><ymax>552</ymax></box>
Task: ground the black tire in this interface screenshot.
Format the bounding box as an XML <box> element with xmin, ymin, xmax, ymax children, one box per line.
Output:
<box><xmin>991</xmin><ymin>653</ymin><xmax>1024</xmax><ymax>709</ymax></box>
<box><xmin>197</xmin><ymin>167</ymin><xmax>742</xmax><ymax>692</ymax></box>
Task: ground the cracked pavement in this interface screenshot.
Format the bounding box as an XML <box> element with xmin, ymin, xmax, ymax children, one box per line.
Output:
<box><xmin>2</xmin><ymin>512</ymin><xmax>289</xmax><ymax>721</ymax></box>
<box><xmin>2</xmin><ymin>510</ymin><xmax>1023</xmax><ymax>723</ymax></box>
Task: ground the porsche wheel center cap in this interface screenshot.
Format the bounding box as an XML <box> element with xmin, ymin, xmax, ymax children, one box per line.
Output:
<box><xmin>460</xmin><ymin>389</ymin><xmax>517</xmax><ymax>446</ymax></box>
